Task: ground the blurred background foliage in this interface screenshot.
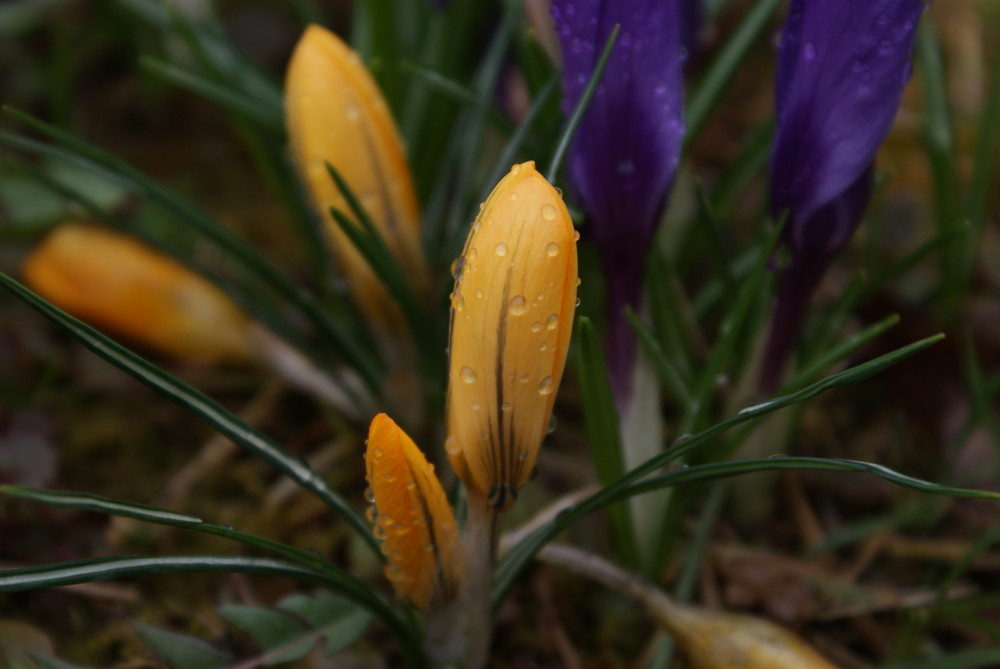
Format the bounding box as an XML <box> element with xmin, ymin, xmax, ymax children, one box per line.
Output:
<box><xmin>1</xmin><ymin>0</ymin><xmax>1000</xmax><ymax>667</ymax></box>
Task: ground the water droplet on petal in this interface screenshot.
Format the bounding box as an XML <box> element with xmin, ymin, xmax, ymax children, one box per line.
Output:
<box><xmin>451</xmin><ymin>256</ymin><xmax>464</xmax><ymax>278</ymax></box>
<box><xmin>531</xmin><ymin>321</ymin><xmax>542</xmax><ymax>333</ymax></box>
<box><xmin>461</xmin><ymin>366</ymin><xmax>477</xmax><ymax>383</ymax></box>
<box><xmin>471</xmin><ymin>400</ymin><xmax>481</xmax><ymax>410</ymax></box>
<box><xmin>546</xmin><ymin>314</ymin><xmax>559</xmax><ymax>330</ymax></box>
<box><xmin>468</xmin><ymin>247</ymin><xmax>477</xmax><ymax>260</ymax></box>
<box><xmin>539</xmin><ymin>376</ymin><xmax>554</xmax><ymax>395</ymax></box>
<box><xmin>541</xmin><ymin>204</ymin><xmax>557</xmax><ymax>220</ymax></box>
<box><xmin>496</xmin><ymin>243</ymin><xmax>507</xmax><ymax>256</ymax></box>
<box><xmin>510</xmin><ymin>191</ymin><xmax>519</xmax><ymax>201</ymax></box>
<box><xmin>539</xmin><ymin>342</ymin><xmax>548</xmax><ymax>351</ymax></box>
<box><xmin>510</xmin><ymin>295</ymin><xmax>527</xmax><ymax>315</ymax></box>
<box><xmin>519</xmin><ymin>373</ymin><xmax>530</xmax><ymax>383</ymax></box>
<box><xmin>445</xmin><ymin>436</ymin><xmax>462</xmax><ymax>455</ymax></box>
<box><xmin>345</xmin><ymin>100</ymin><xmax>361</xmax><ymax>121</ymax></box>
<box><xmin>546</xmin><ymin>242</ymin><xmax>559</xmax><ymax>257</ymax></box>
<box><xmin>364</xmin><ymin>487</ymin><xmax>376</xmax><ymax>503</ymax></box>
<box><xmin>501</xmin><ymin>402</ymin><xmax>512</xmax><ymax>412</ymax></box>
<box><xmin>573</xmin><ymin>230</ymin><xmax>581</xmax><ymax>241</ymax></box>
<box><xmin>476</xmin><ymin>289</ymin><xmax>484</xmax><ymax>298</ymax></box>
<box><xmin>453</xmin><ymin>294</ymin><xmax>465</xmax><ymax>311</ymax></box>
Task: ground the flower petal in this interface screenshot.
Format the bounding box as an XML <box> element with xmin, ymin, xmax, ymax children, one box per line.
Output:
<box><xmin>365</xmin><ymin>413</ymin><xmax>462</xmax><ymax>611</ymax></box>
<box><xmin>445</xmin><ymin>162</ymin><xmax>579</xmax><ymax>510</ymax></box>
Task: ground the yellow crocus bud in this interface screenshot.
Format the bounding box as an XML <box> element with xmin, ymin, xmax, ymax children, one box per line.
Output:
<box><xmin>365</xmin><ymin>413</ymin><xmax>463</xmax><ymax>611</ymax></box>
<box><xmin>21</xmin><ymin>223</ymin><xmax>255</xmax><ymax>362</ymax></box>
<box><xmin>445</xmin><ymin>161</ymin><xmax>579</xmax><ymax>510</ymax></box>
<box><xmin>285</xmin><ymin>25</ymin><xmax>425</xmax><ymax>323</ymax></box>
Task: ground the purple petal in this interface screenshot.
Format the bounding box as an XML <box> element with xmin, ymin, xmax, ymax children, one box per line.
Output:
<box><xmin>762</xmin><ymin>0</ymin><xmax>923</xmax><ymax>391</ymax></box>
<box><xmin>771</xmin><ymin>0</ymin><xmax>923</xmax><ymax>230</ymax></box>
<box><xmin>552</xmin><ymin>0</ymin><xmax>686</xmax><ymax>403</ymax></box>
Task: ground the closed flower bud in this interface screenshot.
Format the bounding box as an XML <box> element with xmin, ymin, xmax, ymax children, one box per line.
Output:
<box><xmin>445</xmin><ymin>161</ymin><xmax>579</xmax><ymax>510</ymax></box>
<box><xmin>22</xmin><ymin>223</ymin><xmax>255</xmax><ymax>362</ymax></box>
<box><xmin>285</xmin><ymin>25</ymin><xmax>425</xmax><ymax>323</ymax></box>
<box><xmin>365</xmin><ymin>413</ymin><xmax>463</xmax><ymax>611</ymax></box>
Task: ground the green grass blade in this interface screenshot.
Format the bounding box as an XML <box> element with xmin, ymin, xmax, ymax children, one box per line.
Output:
<box><xmin>0</xmin><ymin>485</ymin><xmax>385</xmax><ymax>609</ymax></box>
<box><xmin>917</xmin><ymin>22</ymin><xmax>963</xmax><ymax>310</ymax></box>
<box><xmin>497</xmin><ymin>448</ymin><xmax>995</xmax><ymax>609</ymax></box>
<box><xmin>574</xmin><ymin>318</ymin><xmax>637</xmax><ymax>566</ymax></box>
<box><xmin>0</xmin><ymin>273</ymin><xmax>378</xmax><ymax>555</ymax></box>
<box><xmin>399</xmin><ymin>61</ymin><xmax>510</xmax><ymax>131</ymax></box>
<box><xmin>494</xmin><ymin>333</ymin><xmax>945</xmax><ymax>605</ymax></box>
<box><xmin>545</xmin><ymin>24</ymin><xmax>620</xmax><ymax>182</ymax></box>
<box><xmin>785</xmin><ymin>313</ymin><xmax>901</xmax><ymax>392</ymax></box>
<box><xmin>678</xmin><ymin>218</ymin><xmax>782</xmax><ymax>434</ymax></box>
<box><xmin>478</xmin><ymin>73</ymin><xmax>560</xmax><ymax>205</ymax></box>
<box><xmin>140</xmin><ymin>56</ymin><xmax>282</xmax><ymax>131</ymax></box>
<box><xmin>0</xmin><ymin>555</ymin><xmax>425</xmax><ymax>667</ymax></box>
<box><xmin>967</xmin><ymin>41</ymin><xmax>1000</xmax><ymax>229</ymax></box>
<box><xmin>683</xmin><ymin>0</ymin><xmax>783</xmax><ymax>145</ymax></box>
<box><xmin>626</xmin><ymin>308</ymin><xmax>692</xmax><ymax>407</ymax></box>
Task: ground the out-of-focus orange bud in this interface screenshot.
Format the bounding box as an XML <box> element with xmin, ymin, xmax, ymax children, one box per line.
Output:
<box><xmin>444</xmin><ymin>161</ymin><xmax>579</xmax><ymax>510</ymax></box>
<box><xmin>365</xmin><ymin>413</ymin><xmax>463</xmax><ymax>611</ymax></box>
<box><xmin>21</xmin><ymin>223</ymin><xmax>255</xmax><ymax>363</ymax></box>
<box><xmin>285</xmin><ymin>25</ymin><xmax>425</xmax><ymax>324</ymax></box>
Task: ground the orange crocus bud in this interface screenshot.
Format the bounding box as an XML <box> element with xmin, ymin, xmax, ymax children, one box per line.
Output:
<box><xmin>21</xmin><ymin>223</ymin><xmax>255</xmax><ymax>362</ymax></box>
<box><xmin>285</xmin><ymin>25</ymin><xmax>425</xmax><ymax>324</ymax></box>
<box><xmin>365</xmin><ymin>413</ymin><xmax>463</xmax><ymax>611</ymax></box>
<box><xmin>444</xmin><ymin>161</ymin><xmax>579</xmax><ymax>510</ymax></box>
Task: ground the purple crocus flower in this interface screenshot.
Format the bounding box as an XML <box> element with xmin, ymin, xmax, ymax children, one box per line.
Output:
<box><xmin>760</xmin><ymin>0</ymin><xmax>925</xmax><ymax>391</ymax></box>
<box><xmin>551</xmin><ymin>0</ymin><xmax>686</xmax><ymax>407</ymax></box>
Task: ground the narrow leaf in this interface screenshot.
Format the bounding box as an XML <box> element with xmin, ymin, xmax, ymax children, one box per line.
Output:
<box><xmin>0</xmin><ymin>274</ymin><xmax>377</xmax><ymax>554</ymax></box>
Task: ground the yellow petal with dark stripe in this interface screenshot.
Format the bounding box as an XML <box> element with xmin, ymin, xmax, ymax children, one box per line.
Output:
<box><xmin>22</xmin><ymin>223</ymin><xmax>255</xmax><ymax>362</ymax></box>
<box><xmin>285</xmin><ymin>25</ymin><xmax>425</xmax><ymax>324</ymax></box>
<box><xmin>445</xmin><ymin>161</ymin><xmax>578</xmax><ymax>510</ymax></box>
<box><xmin>365</xmin><ymin>413</ymin><xmax>463</xmax><ymax>610</ymax></box>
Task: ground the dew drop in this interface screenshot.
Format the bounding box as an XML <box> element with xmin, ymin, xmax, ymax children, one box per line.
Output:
<box><xmin>445</xmin><ymin>436</ymin><xmax>462</xmax><ymax>455</ymax></box>
<box><xmin>365</xmin><ymin>506</ymin><xmax>376</xmax><ymax>523</ymax></box>
<box><xmin>575</xmin><ymin>277</ymin><xmax>582</xmax><ymax>286</ymax></box>
<box><xmin>510</xmin><ymin>295</ymin><xmax>527</xmax><ymax>315</ymax></box>
<box><xmin>468</xmin><ymin>247</ymin><xmax>478</xmax><ymax>260</ymax></box>
<box><xmin>546</xmin><ymin>242</ymin><xmax>559</xmax><ymax>257</ymax></box>
<box><xmin>539</xmin><ymin>342</ymin><xmax>548</xmax><ymax>351</ymax></box>
<box><xmin>531</xmin><ymin>321</ymin><xmax>542</xmax><ymax>333</ymax></box>
<box><xmin>373</xmin><ymin>525</ymin><xmax>385</xmax><ymax>539</ymax></box>
<box><xmin>364</xmin><ymin>487</ymin><xmax>376</xmax><ymax>503</ymax></box>
<box><xmin>476</xmin><ymin>289</ymin><xmax>484</xmax><ymax>298</ymax></box>
<box><xmin>384</xmin><ymin>472</ymin><xmax>395</xmax><ymax>482</ymax></box>
<box><xmin>450</xmin><ymin>256</ymin><xmax>464</xmax><ymax>278</ymax></box>
<box><xmin>539</xmin><ymin>376</ymin><xmax>554</xmax><ymax>395</ymax></box>
<box><xmin>471</xmin><ymin>400</ymin><xmax>481</xmax><ymax>411</ymax></box>
<box><xmin>373</xmin><ymin>447</ymin><xmax>383</xmax><ymax>458</ymax></box>
<box><xmin>461</xmin><ymin>366</ymin><xmax>477</xmax><ymax>383</ymax></box>
<box><xmin>345</xmin><ymin>100</ymin><xmax>361</xmax><ymax>121</ymax></box>
<box><xmin>575</xmin><ymin>297</ymin><xmax>581</xmax><ymax>307</ymax></box>
<box><xmin>546</xmin><ymin>314</ymin><xmax>559</xmax><ymax>330</ymax></box>
<box><xmin>573</xmin><ymin>230</ymin><xmax>581</xmax><ymax>241</ymax></box>
<box><xmin>496</xmin><ymin>242</ymin><xmax>508</xmax><ymax>256</ymax></box>
<box><xmin>454</xmin><ymin>294</ymin><xmax>465</xmax><ymax>311</ymax></box>
<box><xmin>519</xmin><ymin>372</ymin><xmax>530</xmax><ymax>383</ymax></box>
<box><xmin>406</xmin><ymin>481</ymin><xmax>417</xmax><ymax>490</ymax></box>
<box><xmin>541</xmin><ymin>203</ymin><xmax>557</xmax><ymax>220</ymax></box>
<box><xmin>501</xmin><ymin>402</ymin><xmax>512</xmax><ymax>412</ymax></box>
<box><xmin>518</xmin><ymin>450</ymin><xmax>530</xmax><ymax>462</ymax></box>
